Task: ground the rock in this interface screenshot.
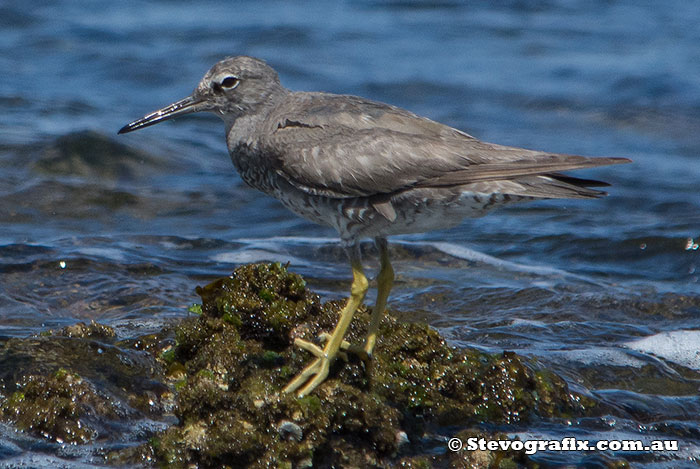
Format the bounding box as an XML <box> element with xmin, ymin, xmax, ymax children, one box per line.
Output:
<box><xmin>277</xmin><ymin>420</ymin><xmax>303</xmax><ymax>442</ymax></box>
<box><xmin>131</xmin><ymin>263</ymin><xmax>594</xmax><ymax>468</ymax></box>
<box><xmin>0</xmin><ymin>368</ymin><xmax>116</xmax><ymax>444</ymax></box>
<box><xmin>0</xmin><ymin>262</ymin><xmax>617</xmax><ymax>467</ymax></box>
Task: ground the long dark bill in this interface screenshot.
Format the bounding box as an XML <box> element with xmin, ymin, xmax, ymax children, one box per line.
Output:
<box><xmin>118</xmin><ymin>95</ymin><xmax>203</xmax><ymax>134</ymax></box>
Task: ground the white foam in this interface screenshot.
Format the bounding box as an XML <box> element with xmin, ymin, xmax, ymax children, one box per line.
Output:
<box><xmin>419</xmin><ymin>241</ymin><xmax>575</xmax><ymax>277</ymax></box>
<box><xmin>75</xmin><ymin>247</ymin><xmax>126</xmax><ymax>261</ymax></box>
<box><xmin>236</xmin><ymin>236</ymin><xmax>336</xmax><ymax>246</ymax></box>
<box><xmin>510</xmin><ymin>318</ymin><xmax>549</xmax><ymax>328</ymax></box>
<box><xmin>212</xmin><ymin>249</ymin><xmax>310</xmax><ymax>266</ymax></box>
<box><xmin>626</xmin><ymin>330</ymin><xmax>700</xmax><ymax>371</ymax></box>
<box><xmin>224</xmin><ymin>237</ymin><xmax>602</xmax><ymax>285</ymax></box>
<box><xmin>545</xmin><ymin>347</ymin><xmax>646</xmax><ymax>368</ymax></box>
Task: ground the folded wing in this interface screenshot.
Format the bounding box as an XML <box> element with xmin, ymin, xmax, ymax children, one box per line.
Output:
<box><xmin>264</xmin><ymin>92</ymin><xmax>630</xmax><ymax>200</ymax></box>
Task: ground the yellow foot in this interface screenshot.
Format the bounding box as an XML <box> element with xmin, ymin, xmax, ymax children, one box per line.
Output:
<box><xmin>282</xmin><ymin>349</ymin><xmax>333</xmax><ymax>397</ymax></box>
<box><xmin>282</xmin><ymin>333</ymin><xmax>371</xmax><ymax>397</ymax></box>
<box><xmin>291</xmin><ymin>337</ymin><xmax>346</xmax><ymax>362</ymax></box>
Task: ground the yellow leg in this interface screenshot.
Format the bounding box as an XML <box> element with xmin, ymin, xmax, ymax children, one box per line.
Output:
<box><xmin>364</xmin><ymin>237</ymin><xmax>393</xmax><ymax>355</ymax></box>
<box><xmin>283</xmin><ymin>252</ymin><xmax>368</xmax><ymax>397</ymax></box>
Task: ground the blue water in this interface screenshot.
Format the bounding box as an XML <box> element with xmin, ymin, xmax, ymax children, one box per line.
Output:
<box><xmin>1</xmin><ymin>1</ymin><xmax>699</xmax><ymax>467</ymax></box>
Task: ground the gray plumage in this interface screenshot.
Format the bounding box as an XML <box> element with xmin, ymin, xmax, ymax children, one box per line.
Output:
<box><xmin>119</xmin><ymin>55</ymin><xmax>631</xmax><ymax>398</ymax></box>
<box><xmin>120</xmin><ymin>55</ymin><xmax>629</xmax><ymax>243</ymax></box>
<box><xmin>262</xmin><ymin>92</ymin><xmax>619</xmax><ymax>198</ymax></box>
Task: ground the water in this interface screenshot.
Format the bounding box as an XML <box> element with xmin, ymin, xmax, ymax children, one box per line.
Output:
<box><xmin>1</xmin><ymin>0</ymin><xmax>699</xmax><ymax>466</ymax></box>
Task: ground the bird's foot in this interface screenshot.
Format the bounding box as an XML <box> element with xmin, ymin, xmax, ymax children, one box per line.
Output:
<box><xmin>282</xmin><ymin>340</ymin><xmax>334</xmax><ymax>397</ymax></box>
<box><xmin>282</xmin><ymin>333</ymin><xmax>371</xmax><ymax>397</ymax></box>
<box><xmin>292</xmin><ymin>337</ymin><xmax>348</xmax><ymax>362</ymax></box>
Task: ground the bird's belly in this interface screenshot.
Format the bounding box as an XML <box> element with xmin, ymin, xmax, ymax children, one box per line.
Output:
<box><xmin>391</xmin><ymin>190</ymin><xmax>531</xmax><ymax>233</ymax></box>
<box><xmin>268</xmin><ymin>181</ymin><xmax>526</xmax><ymax>243</ymax></box>
<box><xmin>358</xmin><ymin>189</ymin><xmax>500</xmax><ymax>238</ymax></box>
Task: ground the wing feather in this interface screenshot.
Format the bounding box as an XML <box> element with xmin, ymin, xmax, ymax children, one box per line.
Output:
<box><xmin>263</xmin><ymin>92</ymin><xmax>630</xmax><ymax>198</ymax></box>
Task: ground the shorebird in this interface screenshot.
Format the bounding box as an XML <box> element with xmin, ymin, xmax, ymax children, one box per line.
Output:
<box><xmin>119</xmin><ymin>56</ymin><xmax>629</xmax><ymax>397</ymax></box>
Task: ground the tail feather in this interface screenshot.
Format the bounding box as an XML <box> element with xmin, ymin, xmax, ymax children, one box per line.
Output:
<box><xmin>416</xmin><ymin>155</ymin><xmax>630</xmax><ymax>188</ymax></box>
<box><xmin>548</xmin><ymin>172</ymin><xmax>611</xmax><ymax>188</ymax></box>
<box><xmin>518</xmin><ymin>175</ymin><xmax>609</xmax><ymax>199</ymax></box>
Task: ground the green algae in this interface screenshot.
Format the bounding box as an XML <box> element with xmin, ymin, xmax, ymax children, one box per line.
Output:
<box><xmin>0</xmin><ymin>262</ymin><xmax>617</xmax><ymax>467</ymax></box>
<box><xmin>121</xmin><ymin>262</ymin><xmax>593</xmax><ymax>468</ymax></box>
<box><xmin>447</xmin><ymin>429</ymin><xmax>538</xmax><ymax>469</ymax></box>
<box><xmin>0</xmin><ymin>321</ymin><xmax>174</xmax><ymax>445</ymax></box>
<box><xmin>42</xmin><ymin>319</ymin><xmax>116</xmax><ymax>340</ymax></box>
<box><xmin>0</xmin><ymin>368</ymin><xmax>117</xmax><ymax>444</ymax></box>
<box><xmin>195</xmin><ymin>262</ymin><xmax>316</xmax><ymax>347</ymax></box>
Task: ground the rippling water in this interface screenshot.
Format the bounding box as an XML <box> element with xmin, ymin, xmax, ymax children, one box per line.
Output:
<box><xmin>1</xmin><ymin>0</ymin><xmax>699</xmax><ymax>467</ymax></box>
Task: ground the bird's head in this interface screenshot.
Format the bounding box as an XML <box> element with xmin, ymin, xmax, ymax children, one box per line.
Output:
<box><xmin>118</xmin><ymin>56</ymin><xmax>284</xmax><ymax>134</ymax></box>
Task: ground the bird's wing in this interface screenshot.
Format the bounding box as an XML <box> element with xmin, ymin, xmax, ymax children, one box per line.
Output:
<box><xmin>264</xmin><ymin>92</ymin><xmax>629</xmax><ymax>199</ymax></box>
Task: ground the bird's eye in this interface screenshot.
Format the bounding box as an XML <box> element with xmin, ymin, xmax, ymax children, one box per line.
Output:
<box><xmin>221</xmin><ymin>76</ymin><xmax>239</xmax><ymax>89</ymax></box>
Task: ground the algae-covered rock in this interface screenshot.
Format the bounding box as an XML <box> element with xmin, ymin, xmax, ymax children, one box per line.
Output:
<box><xmin>33</xmin><ymin>130</ymin><xmax>167</xmax><ymax>181</ymax></box>
<box><xmin>195</xmin><ymin>262</ymin><xmax>318</xmax><ymax>346</ymax></box>
<box><xmin>0</xmin><ymin>368</ymin><xmax>117</xmax><ymax>444</ymax></box>
<box><xmin>0</xmin><ymin>323</ymin><xmax>173</xmax><ymax>446</ymax></box>
<box><xmin>42</xmin><ymin>319</ymin><xmax>116</xmax><ymax>339</ymax></box>
<box><xmin>127</xmin><ymin>262</ymin><xmax>592</xmax><ymax>468</ymax></box>
<box><xmin>0</xmin><ymin>263</ymin><xmax>601</xmax><ymax>467</ymax></box>
<box><xmin>447</xmin><ymin>429</ymin><xmax>538</xmax><ymax>469</ymax></box>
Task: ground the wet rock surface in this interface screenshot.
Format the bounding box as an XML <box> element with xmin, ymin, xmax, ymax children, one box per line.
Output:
<box><xmin>0</xmin><ymin>368</ymin><xmax>116</xmax><ymax>444</ymax></box>
<box><xmin>116</xmin><ymin>263</ymin><xmax>597</xmax><ymax>468</ymax></box>
<box><xmin>0</xmin><ymin>321</ymin><xmax>173</xmax><ymax>448</ymax></box>
<box><xmin>32</xmin><ymin>130</ymin><xmax>171</xmax><ymax>182</ymax></box>
<box><xmin>0</xmin><ymin>263</ymin><xmax>625</xmax><ymax>468</ymax></box>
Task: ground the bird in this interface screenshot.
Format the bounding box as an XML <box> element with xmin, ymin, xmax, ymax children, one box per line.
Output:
<box><xmin>119</xmin><ymin>55</ymin><xmax>630</xmax><ymax>397</ymax></box>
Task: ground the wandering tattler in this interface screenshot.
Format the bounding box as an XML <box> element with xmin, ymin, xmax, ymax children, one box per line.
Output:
<box><xmin>119</xmin><ymin>56</ymin><xmax>630</xmax><ymax>397</ymax></box>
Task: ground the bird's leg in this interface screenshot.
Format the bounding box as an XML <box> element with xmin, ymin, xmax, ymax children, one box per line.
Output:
<box><xmin>313</xmin><ymin>237</ymin><xmax>393</xmax><ymax>361</ymax></box>
<box><xmin>364</xmin><ymin>237</ymin><xmax>393</xmax><ymax>356</ymax></box>
<box><xmin>283</xmin><ymin>247</ymin><xmax>368</xmax><ymax>397</ymax></box>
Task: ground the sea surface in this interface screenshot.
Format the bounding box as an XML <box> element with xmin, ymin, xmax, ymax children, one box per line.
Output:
<box><xmin>1</xmin><ymin>0</ymin><xmax>699</xmax><ymax>467</ymax></box>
